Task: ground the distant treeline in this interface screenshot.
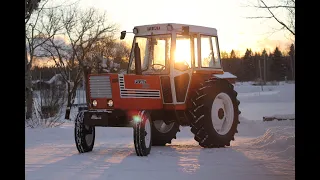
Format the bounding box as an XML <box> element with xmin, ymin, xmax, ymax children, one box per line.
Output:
<box><xmin>221</xmin><ymin>44</ymin><xmax>295</xmax><ymax>82</ymax></box>
<box><xmin>32</xmin><ymin>44</ymin><xmax>295</xmax><ymax>82</ymax></box>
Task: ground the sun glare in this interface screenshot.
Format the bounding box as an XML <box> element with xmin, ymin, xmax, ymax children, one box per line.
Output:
<box><xmin>174</xmin><ymin>38</ymin><xmax>191</xmax><ymax>67</ymax></box>
<box><xmin>173</xmin><ymin>37</ymin><xmax>216</xmax><ymax>68</ymax></box>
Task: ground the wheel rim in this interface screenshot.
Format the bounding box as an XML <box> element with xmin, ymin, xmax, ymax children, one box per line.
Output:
<box><xmin>211</xmin><ymin>92</ymin><xmax>234</xmax><ymax>135</ymax></box>
<box><xmin>144</xmin><ymin>118</ymin><xmax>151</xmax><ymax>148</ymax></box>
<box><xmin>84</xmin><ymin>125</ymin><xmax>93</xmax><ymax>146</ymax></box>
<box><xmin>153</xmin><ymin>120</ymin><xmax>175</xmax><ymax>133</ymax></box>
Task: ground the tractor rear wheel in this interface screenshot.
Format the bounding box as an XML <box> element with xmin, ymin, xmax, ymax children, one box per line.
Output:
<box><xmin>133</xmin><ymin>110</ymin><xmax>152</xmax><ymax>156</ymax></box>
<box><xmin>188</xmin><ymin>79</ymin><xmax>240</xmax><ymax>148</ymax></box>
<box><xmin>74</xmin><ymin>111</ymin><xmax>95</xmax><ymax>153</ymax></box>
<box><xmin>151</xmin><ymin>120</ymin><xmax>180</xmax><ymax>146</ymax></box>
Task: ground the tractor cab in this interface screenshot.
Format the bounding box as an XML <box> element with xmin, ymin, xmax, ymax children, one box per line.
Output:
<box><xmin>121</xmin><ymin>23</ymin><xmax>223</xmax><ymax>76</ymax></box>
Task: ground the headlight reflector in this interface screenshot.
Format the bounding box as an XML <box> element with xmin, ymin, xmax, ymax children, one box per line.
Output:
<box><xmin>107</xmin><ymin>99</ymin><xmax>114</xmax><ymax>107</ymax></box>
<box><xmin>92</xmin><ymin>100</ymin><xmax>97</xmax><ymax>107</ymax></box>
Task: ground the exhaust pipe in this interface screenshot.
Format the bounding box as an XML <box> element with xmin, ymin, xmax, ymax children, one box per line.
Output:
<box><xmin>134</xmin><ymin>43</ymin><xmax>142</xmax><ymax>75</ymax></box>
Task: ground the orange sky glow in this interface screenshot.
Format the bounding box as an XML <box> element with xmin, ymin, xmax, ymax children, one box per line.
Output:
<box><xmin>78</xmin><ymin>0</ymin><xmax>294</xmax><ymax>55</ymax></box>
<box><xmin>33</xmin><ymin>0</ymin><xmax>294</xmax><ymax>67</ymax></box>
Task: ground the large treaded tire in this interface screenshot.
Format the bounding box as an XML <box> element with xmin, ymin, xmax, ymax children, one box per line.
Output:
<box><xmin>74</xmin><ymin>111</ymin><xmax>95</xmax><ymax>153</ymax></box>
<box><xmin>133</xmin><ymin>110</ymin><xmax>152</xmax><ymax>156</ymax></box>
<box><xmin>188</xmin><ymin>79</ymin><xmax>241</xmax><ymax>148</ymax></box>
<box><xmin>151</xmin><ymin>121</ymin><xmax>180</xmax><ymax>146</ymax></box>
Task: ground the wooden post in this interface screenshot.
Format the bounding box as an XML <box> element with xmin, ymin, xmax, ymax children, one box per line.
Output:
<box><xmin>259</xmin><ymin>58</ymin><xmax>263</xmax><ymax>91</ymax></box>
<box><xmin>263</xmin><ymin>52</ymin><xmax>266</xmax><ymax>83</ymax></box>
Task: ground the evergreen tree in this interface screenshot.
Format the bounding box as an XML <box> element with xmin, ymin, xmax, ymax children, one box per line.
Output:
<box><xmin>242</xmin><ymin>48</ymin><xmax>256</xmax><ymax>81</ymax></box>
<box><xmin>220</xmin><ymin>51</ymin><xmax>229</xmax><ymax>59</ymax></box>
<box><xmin>253</xmin><ymin>52</ymin><xmax>262</xmax><ymax>81</ymax></box>
<box><xmin>230</xmin><ymin>49</ymin><xmax>236</xmax><ymax>59</ymax></box>
<box><xmin>261</xmin><ymin>49</ymin><xmax>268</xmax><ymax>81</ymax></box>
<box><xmin>288</xmin><ymin>43</ymin><xmax>295</xmax><ymax>80</ymax></box>
<box><xmin>270</xmin><ymin>47</ymin><xmax>287</xmax><ymax>81</ymax></box>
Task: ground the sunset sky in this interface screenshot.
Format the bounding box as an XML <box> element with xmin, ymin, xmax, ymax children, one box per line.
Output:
<box><xmin>74</xmin><ymin>0</ymin><xmax>294</xmax><ymax>56</ymax></box>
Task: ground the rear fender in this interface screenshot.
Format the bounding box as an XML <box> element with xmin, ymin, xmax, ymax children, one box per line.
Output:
<box><xmin>213</xmin><ymin>72</ymin><xmax>237</xmax><ymax>84</ymax></box>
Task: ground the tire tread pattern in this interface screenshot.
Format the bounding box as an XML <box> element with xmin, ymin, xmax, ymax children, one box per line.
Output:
<box><xmin>74</xmin><ymin>111</ymin><xmax>95</xmax><ymax>153</ymax></box>
<box><xmin>187</xmin><ymin>78</ymin><xmax>240</xmax><ymax>148</ymax></box>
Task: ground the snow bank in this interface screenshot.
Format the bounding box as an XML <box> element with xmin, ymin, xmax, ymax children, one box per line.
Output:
<box><xmin>233</xmin><ymin>118</ymin><xmax>295</xmax><ymax>178</ymax></box>
<box><xmin>250</xmin><ymin>126</ymin><xmax>295</xmax><ymax>160</ymax></box>
<box><xmin>238</xmin><ymin>117</ymin><xmax>295</xmax><ymax>135</ymax></box>
<box><xmin>234</xmin><ymin>82</ymin><xmax>294</xmax><ymax>95</ymax></box>
<box><xmin>238</xmin><ymin>90</ymin><xmax>280</xmax><ymax>97</ymax></box>
<box><xmin>237</xmin><ymin>118</ymin><xmax>295</xmax><ymax>161</ymax></box>
<box><xmin>263</xmin><ymin>114</ymin><xmax>295</xmax><ymax>121</ymax></box>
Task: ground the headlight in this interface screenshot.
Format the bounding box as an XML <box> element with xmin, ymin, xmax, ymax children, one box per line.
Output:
<box><xmin>92</xmin><ymin>100</ymin><xmax>97</xmax><ymax>107</ymax></box>
<box><xmin>107</xmin><ymin>99</ymin><xmax>114</xmax><ymax>107</ymax></box>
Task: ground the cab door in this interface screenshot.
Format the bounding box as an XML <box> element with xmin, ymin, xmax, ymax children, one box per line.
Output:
<box><xmin>167</xmin><ymin>33</ymin><xmax>198</xmax><ymax>109</ymax></box>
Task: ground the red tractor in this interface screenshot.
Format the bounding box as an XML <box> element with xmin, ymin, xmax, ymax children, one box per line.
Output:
<box><xmin>74</xmin><ymin>23</ymin><xmax>241</xmax><ymax>156</ymax></box>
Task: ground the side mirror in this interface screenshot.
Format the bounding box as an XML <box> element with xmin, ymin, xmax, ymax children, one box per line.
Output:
<box><xmin>120</xmin><ymin>31</ymin><xmax>126</xmax><ymax>40</ymax></box>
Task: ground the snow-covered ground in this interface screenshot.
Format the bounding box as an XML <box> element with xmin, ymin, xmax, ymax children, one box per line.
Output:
<box><xmin>235</xmin><ymin>82</ymin><xmax>295</xmax><ymax>120</ymax></box>
<box><xmin>25</xmin><ymin>82</ymin><xmax>295</xmax><ymax>180</ymax></box>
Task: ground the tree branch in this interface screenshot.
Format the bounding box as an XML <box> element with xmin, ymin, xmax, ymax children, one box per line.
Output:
<box><xmin>253</xmin><ymin>5</ymin><xmax>294</xmax><ymax>9</ymax></box>
<box><xmin>246</xmin><ymin>16</ymin><xmax>273</xmax><ymax>19</ymax></box>
<box><xmin>259</xmin><ymin>0</ymin><xmax>295</xmax><ymax>36</ymax></box>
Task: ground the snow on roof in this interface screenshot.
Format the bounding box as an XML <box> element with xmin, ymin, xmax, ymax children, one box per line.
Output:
<box><xmin>32</xmin><ymin>74</ymin><xmax>64</xmax><ymax>85</ymax></box>
<box><xmin>214</xmin><ymin>72</ymin><xmax>237</xmax><ymax>79</ymax></box>
<box><xmin>133</xmin><ymin>23</ymin><xmax>218</xmax><ymax>36</ymax></box>
<box><xmin>32</xmin><ymin>80</ymin><xmax>41</xmax><ymax>84</ymax></box>
<box><xmin>46</xmin><ymin>74</ymin><xmax>63</xmax><ymax>84</ymax></box>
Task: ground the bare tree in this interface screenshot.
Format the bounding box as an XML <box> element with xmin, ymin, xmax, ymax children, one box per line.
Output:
<box><xmin>25</xmin><ymin>0</ymin><xmax>78</xmax><ymax>119</ymax></box>
<box><xmin>25</xmin><ymin>0</ymin><xmax>42</xmax><ymax>23</ymax></box>
<box><xmin>25</xmin><ymin>0</ymin><xmax>52</xmax><ymax>119</ymax></box>
<box><xmin>84</xmin><ymin>36</ymin><xmax>118</xmax><ymax>73</ymax></box>
<box><xmin>41</xmin><ymin>5</ymin><xmax>117</xmax><ymax>119</ymax></box>
<box><xmin>41</xmin><ymin>36</ymin><xmax>82</xmax><ymax>120</ymax></box>
<box><xmin>26</xmin><ymin>81</ymin><xmax>66</xmax><ymax>128</ymax></box>
<box><xmin>90</xmin><ymin>36</ymin><xmax>118</xmax><ymax>59</ymax></box>
<box><xmin>246</xmin><ymin>0</ymin><xmax>295</xmax><ymax>36</ymax></box>
<box><xmin>115</xmin><ymin>42</ymin><xmax>131</xmax><ymax>61</ymax></box>
<box><xmin>87</xmin><ymin>40</ymin><xmax>131</xmax><ymax>74</ymax></box>
<box><xmin>25</xmin><ymin>0</ymin><xmax>79</xmax><ymax>23</ymax></box>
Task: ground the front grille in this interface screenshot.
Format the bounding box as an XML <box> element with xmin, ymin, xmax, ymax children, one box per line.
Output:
<box><xmin>118</xmin><ymin>74</ymin><xmax>161</xmax><ymax>99</ymax></box>
<box><xmin>89</xmin><ymin>76</ymin><xmax>112</xmax><ymax>98</ymax></box>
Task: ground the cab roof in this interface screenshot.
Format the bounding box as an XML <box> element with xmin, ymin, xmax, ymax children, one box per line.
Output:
<box><xmin>133</xmin><ymin>23</ymin><xmax>218</xmax><ymax>36</ymax></box>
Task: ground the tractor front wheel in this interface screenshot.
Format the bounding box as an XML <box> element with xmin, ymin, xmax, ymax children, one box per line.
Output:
<box><xmin>133</xmin><ymin>110</ymin><xmax>152</xmax><ymax>156</ymax></box>
<box><xmin>74</xmin><ymin>111</ymin><xmax>95</xmax><ymax>153</ymax></box>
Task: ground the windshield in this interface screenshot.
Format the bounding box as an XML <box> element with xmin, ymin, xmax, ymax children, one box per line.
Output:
<box><xmin>174</xmin><ymin>34</ymin><xmax>193</xmax><ymax>71</ymax></box>
<box><xmin>128</xmin><ymin>34</ymin><xmax>171</xmax><ymax>74</ymax></box>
